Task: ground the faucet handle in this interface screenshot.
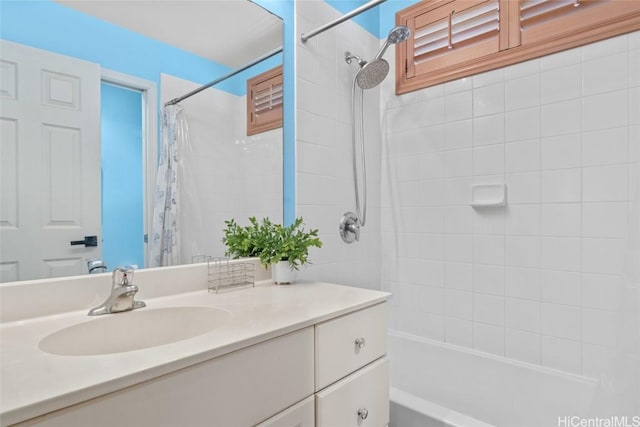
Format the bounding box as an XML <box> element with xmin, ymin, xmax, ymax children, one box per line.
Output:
<box><xmin>112</xmin><ymin>267</ymin><xmax>134</xmax><ymax>287</ymax></box>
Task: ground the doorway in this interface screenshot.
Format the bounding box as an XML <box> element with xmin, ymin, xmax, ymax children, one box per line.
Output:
<box><xmin>100</xmin><ymin>81</ymin><xmax>144</xmax><ymax>270</ymax></box>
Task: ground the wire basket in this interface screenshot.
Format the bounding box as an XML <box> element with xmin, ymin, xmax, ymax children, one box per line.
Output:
<box><xmin>207</xmin><ymin>257</ymin><xmax>255</xmax><ymax>293</ymax></box>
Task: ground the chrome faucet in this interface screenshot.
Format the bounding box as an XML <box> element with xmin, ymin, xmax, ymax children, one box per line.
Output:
<box><xmin>88</xmin><ymin>267</ymin><xmax>146</xmax><ymax>316</ymax></box>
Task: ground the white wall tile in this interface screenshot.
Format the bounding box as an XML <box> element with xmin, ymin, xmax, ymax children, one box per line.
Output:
<box><xmin>506</xmin><ymin>328</ymin><xmax>541</xmax><ymax>364</ymax></box>
<box><xmin>506</xmin><ymin>267</ymin><xmax>541</xmax><ymax>301</ymax></box>
<box><xmin>542</xmin><ymin>64</ymin><xmax>581</xmax><ymax>104</ymax></box>
<box><xmin>541</xmin><ymin>303</ymin><xmax>581</xmax><ymax>340</ymax></box>
<box><xmin>444</xmin><ymin>77</ymin><xmax>472</xmax><ymax>94</ymax></box>
<box><xmin>582</xmin><ymin>127</ymin><xmax>629</xmax><ymax>167</ymax></box>
<box><xmin>541</xmin><ymin>270</ymin><xmax>581</xmax><ymax>306</ymax></box>
<box><xmin>581</xmin><ymin>34</ymin><xmax>627</xmax><ymax>61</ymax></box>
<box><xmin>541</xmin><ymin>169</ymin><xmax>581</xmax><ymax>203</ymax></box>
<box><xmin>445</xmin><ymin>262</ymin><xmax>473</xmax><ymax>291</ymax></box>
<box><xmin>506</xmin><ymin>172</ymin><xmax>541</xmax><ymax>204</ymax></box>
<box><xmin>474</xmin><ymin>83</ymin><xmax>505</xmax><ymax>117</ymax></box>
<box><xmin>506</xmin><ymin>139</ymin><xmax>540</xmax><ymax>173</ymax></box>
<box><xmin>541</xmin><ymin>237</ymin><xmax>582</xmax><ymax>272</ymax></box>
<box><xmin>445</xmin><ymin>317</ymin><xmax>473</xmax><ymax>347</ymax></box>
<box><xmin>445</xmin><ymin>90</ymin><xmax>473</xmax><ymax>122</ymax></box>
<box><xmin>582</xmin><ymin>273</ymin><xmax>622</xmax><ymax>310</ymax></box>
<box><xmin>630</xmin><ymin>49</ymin><xmax>640</xmax><ymax>87</ymax></box>
<box><xmin>473</xmin><ymin>264</ymin><xmax>505</xmax><ymax>295</ymax></box>
<box><xmin>473</xmin><ymin>114</ymin><xmax>505</xmax><ymax>147</ymax></box>
<box><xmin>445</xmin><ymin>119</ymin><xmax>473</xmax><ymax>149</ymax></box>
<box><xmin>473</xmin><ymin>68</ymin><xmax>504</xmax><ymax>88</ymax></box>
<box><xmin>445</xmin><ymin>235</ymin><xmax>473</xmax><ymax>263</ymax></box>
<box><xmin>505</xmin><ymin>58</ymin><xmax>540</xmax><ymax>79</ymax></box>
<box><xmin>506</xmin><ymin>107</ymin><xmax>541</xmax><ymax>142</ymax></box>
<box><xmin>583</xmin><ymin>308</ymin><xmax>618</xmax><ymax>347</ymax></box>
<box><xmin>506</xmin><ymin>74</ymin><xmax>540</xmax><ymax>111</ymax></box>
<box><xmin>506</xmin><ymin>205</ymin><xmax>541</xmax><ymax>236</ymax></box>
<box><xmin>473</xmin><ymin>293</ymin><xmax>504</xmax><ymax>326</ymax></box>
<box><xmin>473</xmin><ymin>208</ymin><xmax>505</xmax><ymax>235</ymax></box>
<box><xmin>582</xmin><ymin>53</ymin><xmax>628</xmax><ymax>96</ymax></box>
<box><xmin>474</xmin><ymin>322</ymin><xmax>505</xmax><ymax>356</ymax></box>
<box><xmin>541</xmin><ymin>336</ymin><xmax>582</xmax><ymax>374</ymax></box>
<box><xmin>445</xmin><ymin>206</ymin><xmax>473</xmax><ymax>234</ymax></box>
<box><xmin>506</xmin><ymin>298</ymin><xmax>540</xmax><ymax>333</ymax></box>
<box><xmin>541</xmin><ymin>133</ymin><xmax>581</xmax><ymax>170</ymax></box>
<box><xmin>582</xmin><ymin>238</ymin><xmax>625</xmax><ymax>275</ymax></box>
<box><xmin>445</xmin><ymin>289</ymin><xmax>473</xmax><ymax>320</ymax></box>
<box><xmin>542</xmin><ymin>99</ymin><xmax>581</xmax><ymax>137</ymax></box>
<box><xmin>541</xmin><ymin>203</ymin><xmax>581</xmax><ymax>237</ymax></box>
<box><xmin>444</xmin><ymin>177</ymin><xmax>472</xmax><ymax>205</ymax></box>
<box><xmin>582</xmin><ymin>343</ymin><xmax>615</xmax><ymax>379</ymax></box>
<box><xmin>445</xmin><ymin>148</ymin><xmax>473</xmax><ymax>178</ymax></box>
<box><xmin>473</xmin><ymin>235</ymin><xmax>505</xmax><ymax>265</ymax></box>
<box><xmin>473</xmin><ymin>144</ymin><xmax>505</xmax><ymax>176</ymax></box>
<box><xmin>422</xmin><ymin>285</ymin><xmax>446</xmax><ymax>315</ymax></box>
<box><xmin>541</xmin><ymin>48</ymin><xmax>581</xmax><ymax>71</ymax></box>
<box><xmin>583</xmin><ymin>90</ymin><xmax>629</xmax><ymax>132</ymax></box>
<box><xmin>582</xmin><ymin>202</ymin><xmax>629</xmax><ymax>238</ymax></box>
<box><xmin>583</xmin><ymin>164</ymin><xmax>629</xmax><ymax>202</ymax></box>
<box><xmin>506</xmin><ymin>236</ymin><xmax>541</xmax><ymax>268</ymax></box>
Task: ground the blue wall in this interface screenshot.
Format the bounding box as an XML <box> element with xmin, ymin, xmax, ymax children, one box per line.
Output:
<box><xmin>0</xmin><ymin>0</ymin><xmax>284</xmax><ymax>96</ymax></box>
<box><xmin>101</xmin><ymin>82</ymin><xmax>144</xmax><ymax>270</ymax></box>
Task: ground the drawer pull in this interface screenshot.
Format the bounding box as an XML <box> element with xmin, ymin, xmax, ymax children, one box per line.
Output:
<box><xmin>357</xmin><ymin>408</ymin><xmax>369</xmax><ymax>420</ymax></box>
<box><xmin>354</xmin><ymin>337</ymin><xmax>366</xmax><ymax>349</ymax></box>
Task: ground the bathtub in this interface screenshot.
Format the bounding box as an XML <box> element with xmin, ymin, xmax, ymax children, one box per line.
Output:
<box><xmin>388</xmin><ymin>330</ymin><xmax>599</xmax><ymax>427</ymax></box>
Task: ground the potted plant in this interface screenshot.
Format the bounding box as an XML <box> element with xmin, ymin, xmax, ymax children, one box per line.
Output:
<box><xmin>222</xmin><ymin>217</ymin><xmax>322</xmax><ymax>284</ymax></box>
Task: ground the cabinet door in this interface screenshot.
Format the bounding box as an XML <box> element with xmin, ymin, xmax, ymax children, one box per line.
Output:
<box><xmin>315</xmin><ymin>358</ymin><xmax>389</xmax><ymax>427</ymax></box>
<box><xmin>256</xmin><ymin>396</ymin><xmax>314</xmax><ymax>427</ymax></box>
<box><xmin>315</xmin><ymin>303</ymin><xmax>387</xmax><ymax>391</ymax></box>
<box><xmin>15</xmin><ymin>328</ymin><xmax>314</xmax><ymax>427</ymax></box>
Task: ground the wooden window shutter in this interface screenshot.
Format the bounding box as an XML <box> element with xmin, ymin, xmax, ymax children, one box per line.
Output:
<box><xmin>519</xmin><ymin>0</ymin><xmax>640</xmax><ymax>52</ymax></box>
<box><xmin>396</xmin><ymin>0</ymin><xmax>640</xmax><ymax>94</ymax></box>
<box><xmin>399</xmin><ymin>0</ymin><xmax>509</xmax><ymax>93</ymax></box>
<box><xmin>247</xmin><ymin>65</ymin><xmax>283</xmax><ymax>136</ymax></box>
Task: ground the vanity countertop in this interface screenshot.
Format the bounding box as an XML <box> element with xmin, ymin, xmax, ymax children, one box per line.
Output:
<box><xmin>0</xmin><ymin>281</ymin><xmax>390</xmax><ymax>426</ymax></box>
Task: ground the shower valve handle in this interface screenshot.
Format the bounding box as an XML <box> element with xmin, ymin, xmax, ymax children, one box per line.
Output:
<box><xmin>358</xmin><ymin>408</ymin><xmax>369</xmax><ymax>420</ymax></box>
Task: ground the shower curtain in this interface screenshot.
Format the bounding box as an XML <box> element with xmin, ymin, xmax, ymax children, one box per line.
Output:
<box><xmin>149</xmin><ymin>104</ymin><xmax>189</xmax><ymax>267</ymax></box>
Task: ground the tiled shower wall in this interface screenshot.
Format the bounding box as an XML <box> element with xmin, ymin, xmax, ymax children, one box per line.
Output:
<box><xmin>161</xmin><ymin>74</ymin><xmax>283</xmax><ymax>263</ymax></box>
<box><xmin>295</xmin><ymin>1</ymin><xmax>382</xmax><ymax>289</ymax></box>
<box><xmin>380</xmin><ymin>32</ymin><xmax>640</xmax><ymax>378</ymax></box>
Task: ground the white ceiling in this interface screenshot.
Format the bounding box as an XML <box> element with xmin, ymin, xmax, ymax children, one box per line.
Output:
<box><xmin>54</xmin><ymin>0</ymin><xmax>283</xmax><ymax>68</ymax></box>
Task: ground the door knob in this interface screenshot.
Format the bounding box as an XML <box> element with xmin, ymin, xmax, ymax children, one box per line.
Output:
<box><xmin>70</xmin><ymin>235</ymin><xmax>98</xmax><ymax>247</ymax></box>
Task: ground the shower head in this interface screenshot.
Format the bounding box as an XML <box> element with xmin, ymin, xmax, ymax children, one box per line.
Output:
<box><xmin>373</xmin><ymin>25</ymin><xmax>411</xmax><ymax>60</ymax></box>
<box><xmin>355</xmin><ymin>58</ymin><xmax>389</xmax><ymax>89</ymax></box>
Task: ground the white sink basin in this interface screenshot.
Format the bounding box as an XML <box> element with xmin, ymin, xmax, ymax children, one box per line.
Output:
<box><xmin>39</xmin><ymin>306</ymin><xmax>231</xmax><ymax>356</ymax></box>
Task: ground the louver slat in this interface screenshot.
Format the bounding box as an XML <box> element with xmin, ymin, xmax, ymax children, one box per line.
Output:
<box><xmin>411</xmin><ymin>0</ymin><xmax>501</xmax><ymax>74</ymax></box>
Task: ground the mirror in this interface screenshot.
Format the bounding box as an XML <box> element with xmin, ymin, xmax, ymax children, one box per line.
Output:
<box><xmin>0</xmin><ymin>0</ymin><xmax>283</xmax><ymax>282</ymax></box>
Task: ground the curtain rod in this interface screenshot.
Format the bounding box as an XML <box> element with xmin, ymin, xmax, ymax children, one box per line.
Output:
<box><xmin>164</xmin><ymin>47</ymin><xmax>283</xmax><ymax>106</ymax></box>
<box><xmin>300</xmin><ymin>0</ymin><xmax>387</xmax><ymax>43</ymax></box>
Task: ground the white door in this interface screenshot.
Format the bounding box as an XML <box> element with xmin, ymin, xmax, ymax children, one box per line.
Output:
<box><xmin>0</xmin><ymin>40</ymin><xmax>101</xmax><ymax>282</ymax></box>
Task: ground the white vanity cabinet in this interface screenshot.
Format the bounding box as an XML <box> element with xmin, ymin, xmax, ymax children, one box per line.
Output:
<box><xmin>6</xmin><ymin>294</ymin><xmax>388</xmax><ymax>427</ymax></box>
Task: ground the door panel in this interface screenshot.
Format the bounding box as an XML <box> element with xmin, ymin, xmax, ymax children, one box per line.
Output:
<box><xmin>0</xmin><ymin>40</ymin><xmax>101</xmax><ymax>282</ymax></box>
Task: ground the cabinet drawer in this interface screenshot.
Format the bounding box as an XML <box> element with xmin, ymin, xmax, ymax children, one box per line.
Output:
<box><xmin>256</xmin><ymin>396</ymin><xmax>314</xmax><ymax>427</ymax></box>
<box><xmin>315</xmin><ymin>303</ymin><xmax>387</xmax><ymax>390</ymax></box>
<box><xmin>315</xmin><ymin>357</ymin><xmax>389</xmax><ymax>427</ymax></box>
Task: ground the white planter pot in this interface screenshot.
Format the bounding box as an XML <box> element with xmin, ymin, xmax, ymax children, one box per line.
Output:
<box><xmin>272</xmin><ymin>261</ymin><xmax>296</xmax><ymax>284</ymax></box>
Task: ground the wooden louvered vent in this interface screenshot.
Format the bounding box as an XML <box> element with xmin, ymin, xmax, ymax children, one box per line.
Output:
<box><xmin>247</xmin><ymin>65</ymin><xmax>283</xmax><ymax>136</ymax></box>
<box><xmin>396</xmin><ymin>0</ymin><xmax>640</xmax><ymax>94</ymax></box>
